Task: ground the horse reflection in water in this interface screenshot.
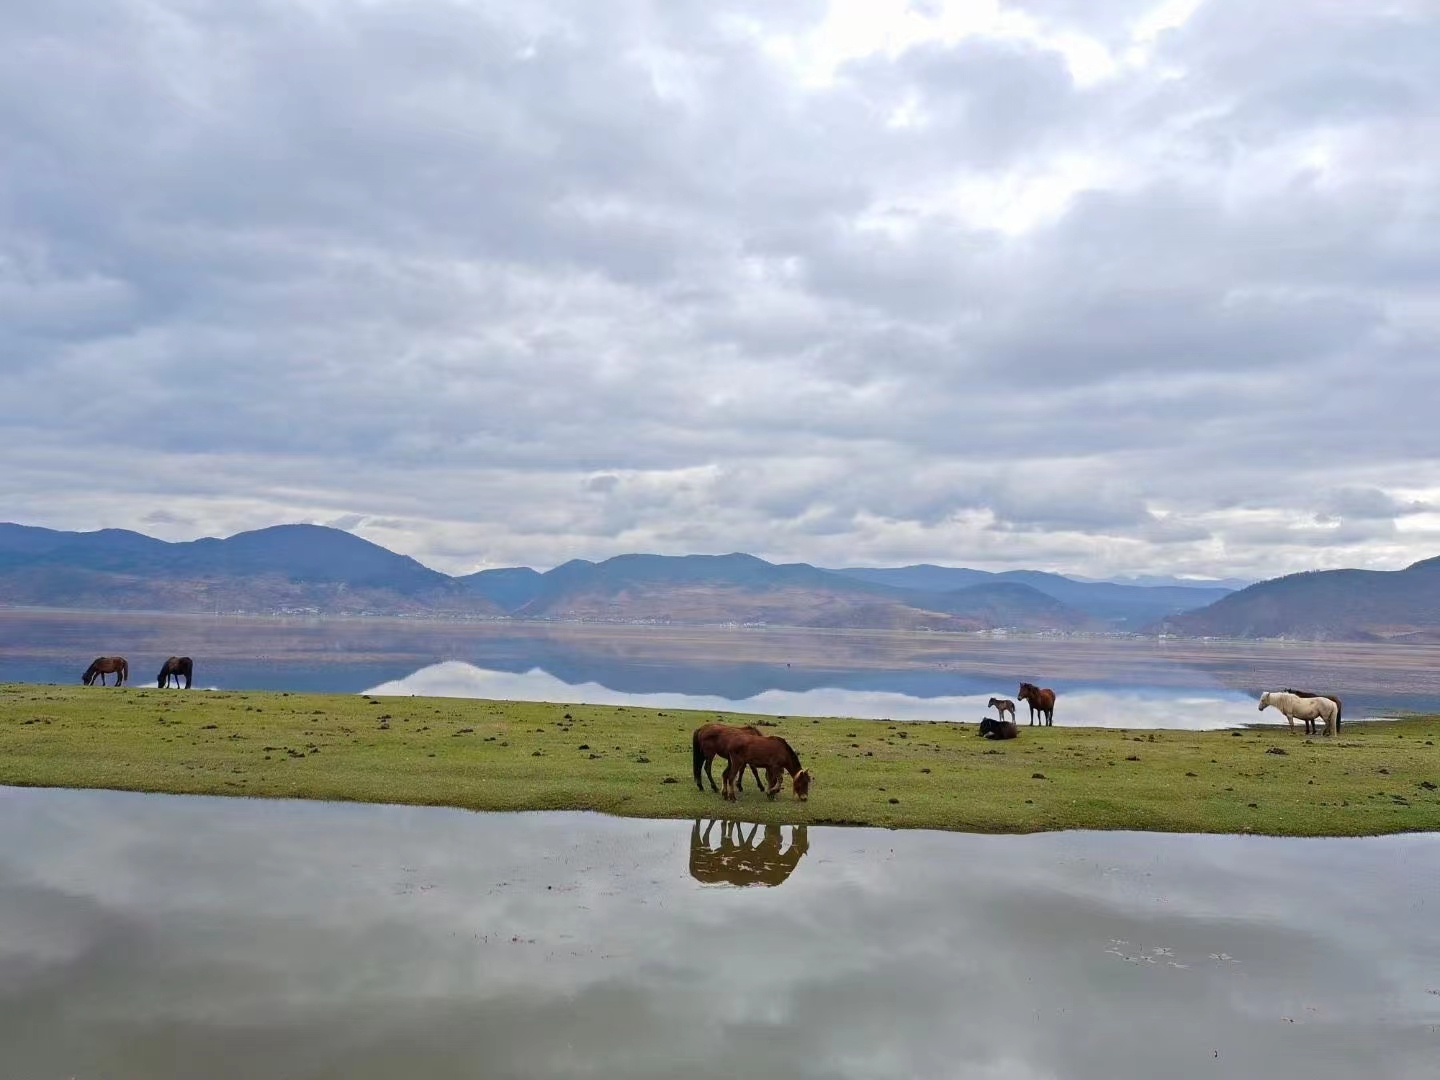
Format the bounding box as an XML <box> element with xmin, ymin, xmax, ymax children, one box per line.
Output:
<box><xmin>688</xmin><ymin>819</ymin><xmax>809</xmax><ymax>888</ymax></box>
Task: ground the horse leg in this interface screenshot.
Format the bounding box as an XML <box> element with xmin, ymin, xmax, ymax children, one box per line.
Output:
<box><xmin>703</xmin><ymin>753</ymin><xmax>719</xmax><ymax>793</ymax></box>
<box><xmin>721</xmin><ymin>761</ymin><xmax>738</xmax><ymax>801</ymax></box>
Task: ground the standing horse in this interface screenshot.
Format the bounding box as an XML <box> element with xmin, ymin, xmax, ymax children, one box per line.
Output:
<box><xmin>987</xmin><ymin>697</ymin><xmax>1016</xmax><ymax>723</ymax></box>
<box><xmin>157</xmin><ymin>656</ymin><xmax>193</xmax><ymax>689</ymax></box>
<box><xmin>82</xmin><ymin>657</ymin><xmax>128</xmax><ymax>686</ymax></box>
<box><xmin>1017</xmin><ymin>682</ymin><xmax>1056</xmax><ymax>726</ymax></box>
<box><xmin>721</xmin><ymin>731</ymin><xmax>811</xmax><ymax>802</ymax></box>
<box><xmin>1259</xmin><ymin>691</ymin><xmax>1338</xmax><ymax>737</ymax></box>
<box><xmin>1284</xmin><ymin>688</ymin><xmax>1342</xmax><ymax>732</ymax></box>
<box><xmin>692</xmin><ymin>722</ymin><xmax>766</xmax><ymax>794</ymax></box>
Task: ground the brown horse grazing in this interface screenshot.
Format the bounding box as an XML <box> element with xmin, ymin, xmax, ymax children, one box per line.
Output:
<box><xmin>82</xmin><ymin>656</ymin><xmax>128</xmax><ymax>686</ymax></box>
<box><xmin>1284</xmin><ymin>688</ymin><xmax>1342</xmax><ymax>732</ymax></box>
<box><xmin>987</xmin><ymin>697</ymin><xmax>1016</xmax><ymax>722</ymax></box>
<box><xmin>721</xmin><ymin>731</ymin><xmax>811</xmax><ymax>802</ymax></box>
<box><xmin>1017</xmin><ymin>682</ymin><xmax>1056</xmax><ymax>726</ymax></box>
<box><xmin>688</xmin><ymin>820</ymin><xmax>810</xmax><ymax>888</ymax></box>
<box><xmin>692</xmin><ymin>723</ymin><xmax>766</xmax><ymax>794</ymax></box>
<box><xmin>157</xmin><ymin>656</ymin><xmax>193</xmax><ymax>689</ymax></box>
<box><xmin>978</xmin><ymin>716</ymin><xmax>1018</xmax><ymax>739</ymax></box>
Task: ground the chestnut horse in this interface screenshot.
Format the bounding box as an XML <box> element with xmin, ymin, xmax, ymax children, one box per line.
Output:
<box><xmin>157</xmin><ymin>656</ymin><xmax>193</xmax><ymax>689</ymax></box>
<box><xmin>692</xmin><ymin>722</ymin><xmax>766</xmax><ymax>794</ymax></box>
<box><xmin>1017</xmin><ymin>682</ymin><xmax>1056</xmax><ymax>726</ymax></box>
<box><xmin>1284</xmin><ymin>688</ymin><xmax>1342</xmax><ymax>732</ymax></box>
<box><xmin>82</xmin><ymin>656</ymin><xmax>128</xmax><ymax>686</ymax></box>
<box><xmin>721</xmin><ymin>730</ymin><xmax>811</xmax><ymax>802</ymax></box>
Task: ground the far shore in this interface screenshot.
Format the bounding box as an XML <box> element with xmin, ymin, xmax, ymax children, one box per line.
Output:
<box><xmin>3</xmin><ymin>683</ymin><xmax>1437</xmax><ymax>837</ymax></box>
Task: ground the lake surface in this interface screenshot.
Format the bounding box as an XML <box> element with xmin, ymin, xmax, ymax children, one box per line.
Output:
<box><xmin>1</xmin><ymin>786</ymin><xmax>1436</xmax><ymax>1079</ymax></box>
<box><xmin>3</xmin><ymin>610</ymin><xmax>1439</xmax><ymax>727</ymax></box>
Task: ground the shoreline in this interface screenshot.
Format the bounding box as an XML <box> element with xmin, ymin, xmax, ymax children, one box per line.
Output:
<box><xmin>3</xmin><ymin>683</ymin><xmax>1438</xmax><ymax>837</ymax></box>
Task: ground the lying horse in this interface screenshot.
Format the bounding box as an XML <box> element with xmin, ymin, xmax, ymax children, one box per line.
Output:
<box><xmin>1259</xmin><ymin>690</ymin><xmax>1338</xmax><ymax>737</ymax></box>
<box><xmin>1284</xmin><ymin>688</ymin><xmax>1342</xmax><ymax>732</ymax></box>
<box><xmin>721</xmin><ymin>730</ymin><xmax>811</xmax><ymax>802</ymax></box>
<box><xmin>692</xmin><ymin>722</ymin><xmax>766</xmax><ymax>794</ymax></box>
<box><xmin>987</xmin><ymin>697</ymin><xmax>1016</xmax><ymax>722</ymax></box>
<box><xmin>978</xmin><ymin>716</ymin><xmax>1018</xmax><ymax>740</ymax></box>
<box><xmin>82</xmin><ymin>656</ymin><xmax>128</xmax><ymax>686</ymax></box>
<box><xmin>1017</xmin><ymin>682</ymin><xmax>1056</xmax><ymax>726</ymax></box>
<box><xmin>157</xmin><ymin>656</ymin><xmax>193</xmax><ymax>689</ymax></box>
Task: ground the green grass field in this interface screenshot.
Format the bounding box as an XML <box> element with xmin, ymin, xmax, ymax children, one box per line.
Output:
<box><xmin>2</xmin><ymin>683</ymin><xmax>1438</xmax><ymax>835</ymax></box>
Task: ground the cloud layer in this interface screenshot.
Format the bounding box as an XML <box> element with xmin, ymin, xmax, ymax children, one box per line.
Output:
<box><xmin>2</xmin><ymin>0</ymin><xmax>1437</xmax><ymax>578</ymax></box>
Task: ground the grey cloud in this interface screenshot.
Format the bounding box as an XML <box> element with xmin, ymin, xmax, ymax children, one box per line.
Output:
<box><xmin>1315</xmin><ymin>487</ymin><xmax>1431</xmax><ymax>524</ymax></box>
<box><xmin>0</xmin><ymin>0</ymin><xmax>1437</xmax><ymax>580</ymax></box>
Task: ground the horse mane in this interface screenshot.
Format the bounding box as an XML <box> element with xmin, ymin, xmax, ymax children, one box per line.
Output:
<box><xmin>773</xmin><ymin>735</ymin><xmax>801</xmax><ymax>771</ymax></box>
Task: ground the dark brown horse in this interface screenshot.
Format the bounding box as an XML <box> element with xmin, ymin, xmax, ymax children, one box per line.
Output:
<box><xmin>1284</xmin><ymin>688</ymin><xmax>1342</xmax><ymax>731</ymax></box>
<box><xmin>692</xmin><ymin>722</ymin><xmax>767</xmax><ymax>793</ymax></box>
<box><xmin>157</xmin><ymin>656</ymin><xmax>193</xmax><ymax>689</ymax></box>
<box><xmin>987</xmin><ymin>696</ymin><xmax>1016</xmax><ymax>722</ymax></box>
<box><xmin>721</xmin><ymin>730</ymin><xmax>811</xmax><ymax>801</ymax></box>
<box><xmin>82</xmin><ymin>656</ymin><xmax>128</xmax><ymax>686</ymax></box>
<box><xmin>1017</xmin><ymin>682</ymin><xmax>1056</xmax><ymax>726</ymax></box>
<box><xmin>688</xmin><ymin>820</ymin><xmax>810</xmax><ymax>887</ymax></box>
<box><xmin>978</xmin><ymin>716</ymin><xmax>1018</xmax><ymax>739</ymax></box>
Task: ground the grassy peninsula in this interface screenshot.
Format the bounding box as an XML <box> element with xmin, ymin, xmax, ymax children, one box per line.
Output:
<box><xmin>2</xmin><ymin>683</ymin><xmax>1438</xmax><ymax>835</ymax></box>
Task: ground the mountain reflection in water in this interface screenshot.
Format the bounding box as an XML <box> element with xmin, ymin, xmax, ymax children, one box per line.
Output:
<box><xmin>688</xmin><ymin>820</ymin><xmax>809</xmax><ymax>887</ymax></box>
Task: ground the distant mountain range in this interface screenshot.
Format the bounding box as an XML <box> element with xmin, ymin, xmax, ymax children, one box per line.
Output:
<box><xmin>1157</xmin><ymin>556</ymin><xmax>1440</xmax><ymax>643</ymax></box>
<box><xmin>457</xmin><ymin>552</ymin><xmax>1101</xmax><ymax>631</ymax></box>
<box><xmin>0</xmin><ymin>522</ymin><xmax>1231</xmax><ymax>632</ymax></box>
<box><xmin>829</xmin><ymin>565</ymin><xmax>1233</xmax><ymax>630</ymax></box>
<box><xmin>0</xmin><ymin>523</ymin><xmax>497</xmax><ymax>618</ymax></box>
<box><xmin>3</xmin><ymin>521</ymin><xmax>1427</xmax><ymax>640</ymax></box>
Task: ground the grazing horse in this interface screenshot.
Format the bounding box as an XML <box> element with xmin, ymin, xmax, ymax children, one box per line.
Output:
<box><xmin>978</xmin><ymin>716</ymin><xmax>1018</xmax><ymax>740</ymax></box>
<box><xmin>157</xmin><ymin>656</ymin><xmax>193</xmax><ymax>689</ymax></box>
<box><xmin>1017</xmin><ymin>682</ymin><xmax>1056</xmax><ymax>726</ymax></box>
<box><xmin>1284</xmin><ymin>688</ymin><xmax>1342</xmax><ymax>732</ymax></box>
<box><xmin>82</xmin><ymin>656</ymin><xmax>128</xmax><ymax>686</ymax></box>
<box><xmin>692</xmin><ymin>722</ymin><xmax>766</xmax><ymax>794</ymax></box>
<box><xmin>721</xmin><ymin>731</ymin><xmax>811</xmax><ymax>802</ymax></box>
<box><xmin>1259</xmin><ymin>691</ymin><xmax>1338</xmax><ymax>737</ymax></box>
<box><xmin>987</xmin><ymin>697</ymin><xmax>1016</xmax><ymax>722</ymax></box>
<box><xmin>688</xmin><ymin>820</ymin><xmax>810</xmax><ymax>887</ymax></box>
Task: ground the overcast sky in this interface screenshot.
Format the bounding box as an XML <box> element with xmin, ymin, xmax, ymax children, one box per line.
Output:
<box><xmin>2</xmin><ymin>0</ymin><xmax>1437</xmax><ymax>579</ymax></box>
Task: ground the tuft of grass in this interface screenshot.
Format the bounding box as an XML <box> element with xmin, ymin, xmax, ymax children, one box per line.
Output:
<box><xmin>1</xmin><ymin>683</ymin><xmax>1438</xmax><ymax>835</ymax></box>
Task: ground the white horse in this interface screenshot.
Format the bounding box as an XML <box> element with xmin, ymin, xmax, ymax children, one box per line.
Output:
<box><xmin>1259</xmin><ymin>691</ymin><xmax>1338</xmax><ymax>737</ymax></box>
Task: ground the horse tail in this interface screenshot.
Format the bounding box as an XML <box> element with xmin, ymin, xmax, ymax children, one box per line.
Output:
<box><xmin>1334</xmin><ymin>697</ymin><xmax>1342</xmax><ymax>726</ymax></box>
<box><xmin>692</xmin><ymin>730</ymin><xmax>705</xmax><ymax>789</ymax></box>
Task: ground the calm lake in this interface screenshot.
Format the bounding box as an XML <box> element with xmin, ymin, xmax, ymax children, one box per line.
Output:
<box><xmin>4</xmin><ymin>610</ymin><xmax>1440</xmax><ymax>727</ymax></box>
<box><xmin>1</xmin><ymin>786</ymin><xmax>1437</xmax><ymax>1079</ymax></box>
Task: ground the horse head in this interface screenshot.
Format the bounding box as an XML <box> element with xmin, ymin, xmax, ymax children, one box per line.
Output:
<box><xmin>791</xmin><ymin>769</ymin><xmax>812</xmax><ymax>800</ymax></box>
<box><xmin>979</xmin><ymin>717</ymin><xmax>996</xmax><ymax>736</ymax></box>
<box><xmin>1258</xmin><ymin>691</ymin><xmax>1272</xmax><ymax>711</ymax></box>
